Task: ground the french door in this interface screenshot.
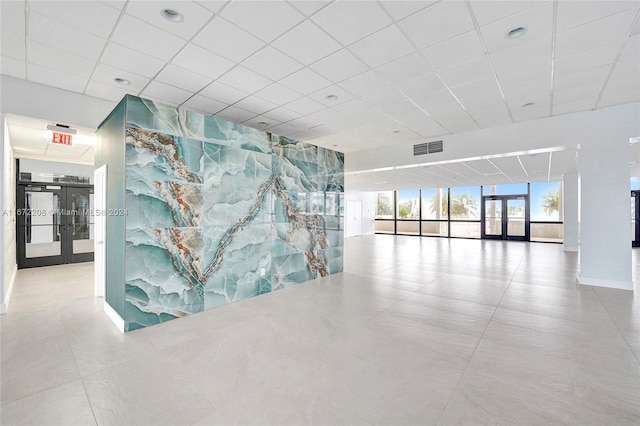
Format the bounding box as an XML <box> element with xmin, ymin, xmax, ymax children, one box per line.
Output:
<box><xmin>17</xmin><ymin>184</ymin><xmax>94</xmax><ymax>268</ymax></box>
<box><xmin>481</xmin><ymin>195</ymin><xmax>529</xmax><ymax>241</ymax></box>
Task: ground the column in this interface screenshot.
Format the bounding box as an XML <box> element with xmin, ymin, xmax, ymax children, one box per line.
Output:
<box><xmin>562</xmin><ymin>173</ymin><xmax>579</xmax><ymax>252</ymax></box>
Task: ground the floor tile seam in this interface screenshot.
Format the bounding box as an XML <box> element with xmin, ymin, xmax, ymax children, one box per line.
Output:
<box><xmin>592</xmin><ymin>288</ymin><xmax>640</xmax><ymax>367</ymax></box>
<box><xmin>77</xmin><ymin>375</ymin><xmax>99</xmax><ymax>426</ymax></box>
<box><xmin>386</xmin><ymin>300</ymin><xmax>495</xmax><ymax>323</ymax></box>
<box><xmin>0</xmin><ymin>376</ymin><xmax>80</xmax><ymax>407</ymax></box>
<box><xmin>433</xmin><ymin>247</ymin><xmax>527</xmax><ymax>424</ymax></box>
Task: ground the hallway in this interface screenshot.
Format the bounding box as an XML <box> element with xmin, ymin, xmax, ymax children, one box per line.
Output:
<box><xmin>1</xmin><ymin>236</ymin><xmax>639</xmax><ymax>425</ymax></box>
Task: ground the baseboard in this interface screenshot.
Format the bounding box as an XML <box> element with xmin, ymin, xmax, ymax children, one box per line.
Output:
<box><xmin>103</xmin><ymin>301</ymin><xmax>125</xmax><ymax>333</ymax></box>
<box><xmin>1</xmin><ymin>264</ymin><xmax>18</xmax><ymax>315</ymax></box>
<box><xmin>576</xmin><ymin>271</ymin><xmax>633</xmax><ymax>291</ymax></box>
<box><xmin>563</xmin><ymin>245</ymin><xmax>578</xmax><ymax>252</ymax></box>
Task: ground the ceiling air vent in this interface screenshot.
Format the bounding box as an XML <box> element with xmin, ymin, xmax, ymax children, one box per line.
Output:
<box><xmin>413</xmin><ymin>140</ymin><xmax>443</xmax><ymax>156</ymax></box>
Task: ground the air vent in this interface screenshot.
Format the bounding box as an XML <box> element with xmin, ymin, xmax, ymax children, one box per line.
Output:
<box><xmin>413</xmin><ymin>140</ymin><xmax>443</xmax><ymax>156</ymax></box>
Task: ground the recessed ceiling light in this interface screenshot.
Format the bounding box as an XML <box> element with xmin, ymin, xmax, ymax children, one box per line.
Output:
<box><xmin>506</xmin><ymin>26</ymin><xmax>527</xmax><ymax>39</ymax></box>
<box><xmin>325</xmin><ymin>94</ymin><xmax>338</xmax><ymax>101</ymax></box>
<box><xmin>114</xmin><ymin>77</ymin><xmax>130</xmax><ymax>85</ymax></box>
<box><xmin>523</xmin><ymin>102</ymin><xmax>535</xmax><ymax>107</ymax></box>
<box><xmin>161</xmin><ymin>8</ymin><xmax>183</xmax><ymax>23</ymax></box>
<box><xmin>257</xmin><ymin>121</ymin><xmax>269</xmax><ymax>126</ymax></box>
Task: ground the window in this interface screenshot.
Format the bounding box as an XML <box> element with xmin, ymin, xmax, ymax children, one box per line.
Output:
<box><xmin>449</xmin><ymin>186</ymin><xmax>480</xmax><ymax>220</ymax></box>
<box><xmin>421</xmin><ymin>188</ymin><xmax>448</xmax><ymax>220</ymax></box>
<box><xmin>375</xmin><ymin>191</ymin><xmax>394</xmax><ymax>219</ymax></box>
<box><xmin>482</xmin><ymin>183</ymin><xmax>528</xmax><ymax>196</ymax></box>
<box><xmin>396</xmin><ymin>190</ymin><xmax>420</xmax><ymax>220</ymax></box>
<box><xmin>530</xmin><ymin>182</ymin><xmax>562</xmax><ymax>221</ymax></box>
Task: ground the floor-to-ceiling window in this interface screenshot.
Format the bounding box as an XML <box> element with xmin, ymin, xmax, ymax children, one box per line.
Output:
<box><xmin>449</xmin><ymin>186</ymin><xmax>481</xmax><ymax>239</ymax></box>
<box><xmin>421</xmin><ymin>188</ymin><xmax>449</xmax><ymax>237</ymax></box>
<box><xmin>396</xmin><ymin>189</ymin><xmax>420</xmax><ymax>235</ymax></box>
<box><xmin>529</xmin><ymin>181</ymin><xmax>563</xmax><ymax>243</ymax></box>
<box><xmin>374</xmin><ymin>191</ymin><xmax>394</xmax><ymax>234</ymax></box>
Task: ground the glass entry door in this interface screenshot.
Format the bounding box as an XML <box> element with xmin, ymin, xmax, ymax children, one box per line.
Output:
<box><xmin>633</xmin><ymin>191</ymin><xmax>639</xmax><ymax>247</ymax></box>
<box><xmin>481</xmin><ymin>195</ymin><xmax>529</xmax><ymax>241</ymax></box>
<box><xmin>17</xmin><ymin>184</ymin><xmax>94</xmax><ymax>268</ymax></box>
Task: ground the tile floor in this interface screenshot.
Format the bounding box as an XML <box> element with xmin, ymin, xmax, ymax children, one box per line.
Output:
<box><xmin>1</xmin><ymin>235</ymin><xmax>639</xmax><ymax>425</ymax></box>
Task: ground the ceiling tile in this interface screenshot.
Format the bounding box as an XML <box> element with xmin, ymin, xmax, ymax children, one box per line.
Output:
<box><xmin>172</xmin><ymin>43</ymin><xmax>235</xmax><ymax>80</ymax></box>
<box><xmin>217</xmin><ymin>66</ymin><xmax>272</xmax><ymax>94</ymax></box>
<box><xmin>29</xmin><ymin>1</ymin><xmax>120</xmax><ymax>38</ymax></box>
<box><xmin>619</xmin><ymin>34</ymin><xmax>640</xmax><ymax>62</ymax></box>
<box><xmin>181</xmin><ymin>94</ymin><xmax>227</xmax><ymax>115</ymax></box>
<box><xmin>553</xmin><ymin>83</ymin><xmax>602</xmax><ymax>105</ymax></box>
<box><xmin>331</xmin><ymin>98</ymin><xmax>376</xmax><ymax>116</ymax></box>
<box><xmin>1</xmin><ymin>33</ymin><xmax>25</xmax><ymax>61</ymax></box>
<box><xmin>112</xmin><ymin>14</ymin><xmax>186</xmax><ymax>61</ymax></box>
<box><xmin>155</xmin><ymin>64</ymin><xmax>212</xmax><ymax>93</ymax></box>
<box><xmin>28</xmin><ymin>63</ymin><xmax>88</xmax><ymax>93</ymax></box>
<box><xmin>215</xmin><ymin>106</ymin><xmax>257</xmax><ymax>123</ymax></box>
<box><xmin>92</xmin><ymin>63</ymin><xmax>150</xmax><ymax>91</ymax></box>
<box><xmin>554</xmin><ymin>42</ymin><xmax>620</xmax><ymax>75</ymax></box>
<box><xmin>0</xmin><ymin>55</ymin><xmax>26</xmax><ymax>79</ymax></box>
<box><xmin>308</xmin><ymin>85</ymin><xmax>354</xmax><ymax>106</ymax></box>
<box><xmin>437</xmin><ymin>57</ymin><xmax>495</xmax><ymax>88</ymax></box>
<box><xmin>220</xmin><ymin>1</ymin><xmax>304</xmax><ymax>42</ymax></box>
<box><xmin>338</xmin><ymin>70</ymin><xmax>393</xmax><ymax>98</ymax></box>
<box><xmin>268</xmin><ymin>122</ymin><xmax>304</xmax><ymax>137</ymax></box>
<box><xmin>504</xmin><ymin>80</ymin><xmax>550</xmax><ymax>105</ymax></box>
<box><xmin>279</xmin><ymin>68</ymin><xmax>332</xmax><ymax>95</ymax></box>
<box><xmin>309</xmin><ymin>49</ymin><xmax>369</xmax><ymax>83</ymax></box>
<box><xmin>303</xmin><ymin>107</ymin><xmax>344</xmax><ymax>124</ymax></box>
<box><xmin>287</xmin><ymin>1</ymin><xmax>332</xmax><ymax>17</ymax></box>
<box><xmin>1</xmin><ymin>2</ymin><xmax>25</xmax><ymax>35</ymax></box>
<box><xmin>286</xmin><ymin>115</ymin><xmax>323</xmax><ymax>130</ymax></box>
<box><xmin>553</xmin><ymin>65</ymin><xmax>610</xmax><ymax>92</ymax></box>
<box><xmin>241</xmin><ymin>46</ymin><xmax>303</xmax><ymax>81</ymax></box>
<box><xmin>101</xmin><ymin>42</ymin><xmax>166</xmax><ymax>78</ymax></box>
<box><xmin>490</xmin><ymin>36</ymin><xmax>552</xmax><ymax>74</ymax></box>
<box><xmin>349</xmin><ymin>25</ymin><xmax>415</xmax><ymax>68</ymax></box>
<box><xmin>311</xmin><ymin>1</ymin><xmax>392</xmax><ymax>46</ymax></box>
<box><xmin>379</xmin><ymin>1</ymin><xmax>437</xmax><ymax>21</ymax></box>
<box><xmin>28</xmin><ymin>41</ymin><xmax>95</xmax><ymax>79</ymax></box>
<box><xmin>232</xmin><ymin>96</ymin><xmax>279</xmax><ymax>115</ymax></box>
<box><xmin>552</xmin><ymin>98</ymin><xmax>597</xmax><ymax>116</ymax></box>
<box><xmin>198</xmin><ymin>81</ymin><xmax>248</xmax><ymax>105</ymax></box>
<box><xmin>556</xmin><ymin>0</ymin><xmax>639</xmax><ymax>32</ymax></box>
<box><xmin>254</xmin><ymin>83</ymin><xmax>302</xmax><ymax>105</ymax></box>
<box><xmin>452</xmin><ymin>78</ymin><xmax>506</xmax><ymax>109</ymax></box>
<box><xmin>243</xmin><ymin>116</ymin><xmax>278</xmax><ymax>130</ymax></box>
<box><xmin>272</xmin><ymin>20</ymin><xmax>341</xmax><ymax>65</ymax></box>
<box><xmin>496</xmin><ymin>60</ymin><xmax>551</xmax><ymax>91</ymax></box>
<box><xmin>608</xmin><ymin>58</ymin><xmax>640</xmax><ymax>83</ymax></box>
<box><xmin>410</xmin><ymin>88</ymin><xmax>458</xmax><ymax>110</ymax></box>
<box><xmin>480</xmin><ymin>3</ymin><xmax>553</xmax><ymax>54</ymax></box>
<box><xmin>84</xmin><ymin>80</ymin><xmax>132</xmax><ymax>103</ymax></box>
<box><xmin>469</xmin><ymin>0</ymin><xmax>549</xmax><ymax>26</ymax></box>
<box><xmin>598</xmin><ymin>78</ymin><xmax>640</xmax><ymax>108</ymax></box>
<box><xmin>396</xmin><ymin>73</ymin><xmax>446</xmax><ymax>99</ymax></box>
<box><xmin>262</xmin><ymin>106</ymin><xmax>302</xmax><ymax>123</ymax></box>
<box><xmin>374</xmin><ymin>52</ymin><xmax>432</xmax><ymax>85</ymax></box>
<box><xmin>555</xmin><ymin>10</ymin><xmax>637</xmax><ymax>57</ymax></box>
<box><xmin>125</xmin><ymin>1</ymin><xmax>214</xmax><ymax>40</ymax></box>
<box><xmin>192</xmin><ymin>17</ymin><xmax>265</xmax><ymax>62</ymax></box>
<box><xmin>141</xmin><ymin>81</ymin><xmax>192</xmax><ymax>105</ymax></box>
<box><xmin>285</xmin><ymin>96</ymin><xmax>327</xmax><ymax>115</ymax></box>
<box><xmin>399</xmin><ymin>0</ymin><xmax>475</xmax><ymax>50</ymax></box>
<box><xmin>468</xmin><ymin>105</ymin><xmax>513</xmax><ymax>128</ymax></box>
<box><xmin>29</xmin><ymin>13</ymin><xmax>107</xmax><ymax>61</ymax></box>
<box><xmin>360</xmin><ymin>85</ymin><xmax>407</xmax><ymax>107</ymax></box>
<box><xmin>194</xmin><ymin>1</ymin><xmax>228</xmax><ymax>14</ymax></box>
<box><xmin>511</xmin><ymin>103</ymin><xmax>550</xmax><ymax>122</ymax></box>
<box><xmin>421</xmin><ymin>30</ymin><xmax>485</xmax><ymax>71</ymax></box>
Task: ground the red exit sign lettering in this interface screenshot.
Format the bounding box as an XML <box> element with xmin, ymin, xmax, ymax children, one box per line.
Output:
<box><xmin>51</xmin><ymin>132</ymin><xmax>73</xmax><ymax>146</ymax></box>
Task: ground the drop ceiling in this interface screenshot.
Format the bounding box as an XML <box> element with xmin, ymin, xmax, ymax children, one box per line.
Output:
<box><xmin>1</xmin><ymin>0</ymin><xmax>639</xmax><ymax>189</ymax></box>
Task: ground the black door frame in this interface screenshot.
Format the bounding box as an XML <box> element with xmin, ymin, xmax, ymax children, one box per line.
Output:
<box><xmin>481</xmin><ymin>194</ymin><xmax>530</xmax><ymax>241</ymax></box>
<box><xmin>633</xmin><ymin>190</ymin><xmax>639</xmax><ymax>248</ymax></box>
<box><xmin>17</xmin><ymin>182</ymin><xmax>94</xmax><ymax>268</ymax></box>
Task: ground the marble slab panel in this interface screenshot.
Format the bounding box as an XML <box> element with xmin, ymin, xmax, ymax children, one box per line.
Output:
<box><xmin>204</xmin><ymin>116</ymin><xmax>271</xmax><ymax>154</ymax></box>
<box><xmin>126</xmin><ymin>96</ymin><xmax>205</xmax><ymax>139</ymax></box>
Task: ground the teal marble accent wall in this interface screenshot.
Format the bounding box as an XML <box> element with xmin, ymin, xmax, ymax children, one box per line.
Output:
<box><xmin>97</xmin><ymin>96</ymin><xmax>344</xmax><ymax>331</ymax></box>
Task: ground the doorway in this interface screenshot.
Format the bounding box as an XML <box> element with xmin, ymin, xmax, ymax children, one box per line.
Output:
<box><xmin>633</xmin><ymin>191</ymin><xmax>639</xmax><ymax>247</ymax></box>
<box><xmin>481</xmin><ymin>195</ymin><xmax>529</xmax><ymax>241</ymax></box>
<box><xmin>17</xmin><ymin>183</ymin><xmax>94</xmax><ymax>268</ymax></box>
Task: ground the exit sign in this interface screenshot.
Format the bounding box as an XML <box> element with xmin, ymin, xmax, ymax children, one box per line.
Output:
<box><xmin>51</xmin><ymin>132</ymin><xmax>73</xmax><ymax>146</ymax></box>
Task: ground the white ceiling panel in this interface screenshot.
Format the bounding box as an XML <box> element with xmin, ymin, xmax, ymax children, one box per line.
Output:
<box><xmin>1</xmin><ymin>1</ymin><xmax>25</xmax><ymax>36</ymax></box>
<box><xmin>309</xmin><ymin>49</ymin><xmax>369</xmax><ymax>83</ymax></box>
<box><xmin>287</xmin><ymin>1</ymin><xmax>332</xmax><ymax>17</ymax></box>
<box><xmin>192</xmin><ymin>17</ymin><xmax>265</xmax><ymax>63</ymax></box>
<box><xmin>470</xmin><ymin>105</ymin><xmax>513</xmax><ymax>129</ymax></box>
<box><xmin>308</xmin><ymin>85</ymin><xmax>354</xmax><ymax>107</ymax></box>
<box><xmin>267</xmin><ymin>122</ymin><xmax>304</xmax><ymax>137</ymax></box>
<box><xmin>437</xmin><ymin>57</ymin><xmax>495</xmax><ymax>88</ymax></box>
<box><xmin>463</xmin><ymin>159</ymin><xmax>501</xmax><ymax>175</ymax></box>
<box><xmin>552</xmin><ymin>98</ymin><xmax>597</xmax><ymax>115</ymax></box>
<box><xmin>217</xmin><ymin>66</ymin><xmax>272</xmax><ymax>95</ymax></box>
<box><xmin>379</xmin><ymin>1</ymin><xmax>437</xmax><ymax>21</ymax></box>
<box><xmin>155</xmin><ymin>64</ymin><xmax>212</xmax><ymax>93</ymax></box>
<box><xmin>490</xmin><ymin>36</ymin><xmax>552</xmax><ymax>74</ymax></box>
<box><xmin>503</xmin><ymin>80</ymin><xmax>550</xmax><ymax>105</ymax></box>
<box><xmin>511</xmin><ymin>103</ymin><xmax>551</xmax><ymax>122</ymax></box>
<box><xmin>29</xmin><ymin>1</ymin><xmax>120</xmax><ymax>38</ymax></box>
<box><xmin>272</xmin><ymin>20</ymin><xmax>341</xmax><ymax>65</ymax></box>
<box><xmin>215</xmin><ymin>105</ymin><xmax>257</xmax><ymax>123</ymax></box>
<box><xmin>125</xmin><ymin>1</ymin><xmax>214</xmax><ymax>40</ymax></box>
<box><xmin>338</xmin><ymin>70</ymin><xmax>393</xmax><ymax>98</ymax></box>
<box><xmin>553</xmin><ymin>83</ymin><xmax>602</xmax><ymax>105</ymax></box>
<box><xmin>553</xmin><ymin>65</ymin><xmax>610</xmax><ymax>92</ymax></box>
<box><xmin>554</xmin><ymin>9</ymin><xmax>637</xmax><ymax>57</ymax></box>
<box><xmin>556</xmin><ymin>0</ymin><xmax>639</xmax><ymax>32</ymax></box>
<box><xmin>399</xmin><ymin>0</ymin><xmax>475</xmax><ymax>50</ymax></box>
<box><xmin>198</xmin><ymin>81</ymin><xmax>248</xmax><ymax>105</ymax></box>
<box><xmin>518</xmin><ymin>152</ymin><xmax>549</xmax><ymax>175</ymax></box>
<box><xmin>279</xmin><ymin>68</ymin><xmax>332</xmax><ymax>95</ymax></box>
<box><xmin>311</xmin><ymin>1</ymin><xmax>391</xmax><ymax>46</ymax></box>
<box><xmin>85</xmin><ymin>80</ymin><xmax>132</xmax><ymax>103</ymax></box>
<box><xmin>553</xmin><ymin>42</ymin><xmax>620</xmax><ymax>75</ymax></box>
<box><xmin>172</xmin><ymin>43</ymin><xmax>235</xmax><ymax>80</ymax></box>
<box><xmin>549</xmin><ymin>150</ymin><xmax>578</xmax><ymax>176</ymax></box>
<box><xmin>241</xmin><ymin>46</ymin><xmax>303</xmax><ymax>81</ymax></box>
<box><xmin>421</xmin><ymin>30</ymin><xmax>486</xmax><ymax>71</ymax></box>
<box><xmin>28</xmin><ymin>63</ymin><xmax>88</xmax><ymax>93</ymax></box>
<box><xmin>0</xmin><ymin>55</ymin><xmax>26</xmax><ymax>79</ymax></box>
<box><xmin>285</xmin><ymin>96</ymin><xmax>326</xmax><ymax>115</ymax></box>
<box><xmin>28</xmin><ymin>41</ymin><xmax>95</xmax><ymax>79</ymax></box>
<box><xmin>194</xmin><ymin>1</ymin><xmax>227</xmax><ymax>14</ymax></box>
<box><xmin>28</xmin><ymin>13</ymin><xmax>107</xmax><ymax>61</ymax></box>
<box><xmin>410</xmin><ymin>88</ymin><xmax>458</xmax><ymax>110</ymax></box>
<box><xmin>490</xmin><ymin>157</ymin><xmax>528</xmax><ymax>183</ymax></box>
<box><xmin>91</xmin><ymin>63</ymin><xmax>150</xmax><ymax>92</ymax></box>
<box><xmin>243</xmin><ymin>115</ymin><xmax>280</xmax><ymax>130</ymax></box>
<box><xmin>111</xmin><ymin>14</ymin><xmax>186</xmax><ymax>61</ymax></box>
<box><xmin>254</xmin><ymin>83</ymin><xmax>301</xmax><ymax>106</ymax></box>
<box><xmin>232</xmin><ymin>96</ymin><xmax>279</xmax><ymax>115</ymax></box>
<box><xmin>2</xmin><ymin>33</ymin><xmax>26</xmax><ymax>61</ymax></box>
<box><xmin>479</xmin><ymin>3</ymin><xmax>553</xmax><ymax>54</ymax></box>
<box><xmin>619</xmin><ymin>35</ymin><xmax>640</xmax><ymax>62</ymax></box>
<box><xmin>497</xmin><ymin>60</ymin><xmax>551</xmax><ymax>92</ymax></box>
<box><xmin>375</xmin><ymin>53</ymin><xmax>432</xmax><ymax>87</ymax></box>
<box><xmin>450</xmin><ymin>78</ymin><xmax>506</xmax><ymax>109</ymax></box>
<box><xmin>220</xmin><ymin>1</ymin><xmax>304</xmax><ymax>42</ymax></box>
<box><xmin>101</xmin><ymin>43</ymin><xmax>166</xmax><ymax>78</ymax></box>
<box><xmin>469</xmin><ymin>0</ymin><xmax>549</xmax><ymax>27</ymax></box>
<box><xmin>349</xmin><ymin>25</ymin><xmax>416</xmax><ymax>69</ymax></box>
<box><xmin>142</xmin><ymin>80</ymin><xmax>192</xmax><ymax>105</ymax></box>
<box><xmin>262</xmin><ymin>106</ymin><xmax>302</xmax><ymax>123</ymax></box>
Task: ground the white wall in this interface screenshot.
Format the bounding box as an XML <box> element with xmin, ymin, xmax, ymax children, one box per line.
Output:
<box><xmin>345</xmin><ymin>190</ymin><xmax>375</xmax><ymax>236</ymax></box>
<box><xmin>1</xmin><ymin>116</ymin><xmax>17</xmax><ymax>314</ymax></box>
